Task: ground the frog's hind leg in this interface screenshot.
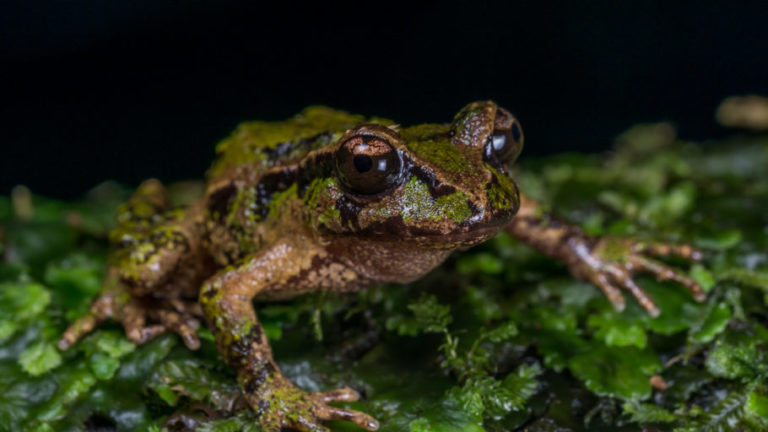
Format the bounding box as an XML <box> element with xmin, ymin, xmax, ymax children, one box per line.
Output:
<box><xmin>59</xmin><ymin>179</ymin><xmax>209</xmax><ymax>351</ymax></box>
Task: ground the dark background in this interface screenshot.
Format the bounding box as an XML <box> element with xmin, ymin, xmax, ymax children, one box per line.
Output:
<box><xmin>2</xmin><ymin>1</ymin><xmax>767</xmax><ymax>199</ymax></box>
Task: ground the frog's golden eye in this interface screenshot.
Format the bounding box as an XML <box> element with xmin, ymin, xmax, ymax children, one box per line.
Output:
<box><xmin>335</xmin><ymin>135</ymin><xmax>403</xmax><ymax>195</ymax></box>
<box><xmin>485</xmin><ymin>108</ymin><xmax>524</xmax><ymax>163</ymax></box>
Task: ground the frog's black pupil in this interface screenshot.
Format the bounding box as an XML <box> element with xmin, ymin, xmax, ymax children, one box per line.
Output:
<box><xmin>511</xmin><ymin>122</ymin><xmax>522</xmax><ymax>142</ymax></box>
<box><xmin>353</xmin><ymin>155</ymin><xmax>373</xmax><ymax>173</ymax></box>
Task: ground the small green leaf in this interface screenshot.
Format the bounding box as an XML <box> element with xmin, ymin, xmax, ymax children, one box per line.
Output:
<box><xmin>695</xmin><ymin>229</ymin><xmax>742</xmax><ymax>250</ymax></box>
<box><xmin>18</xmin><ymin>342</ymin><xmax>62</xmax><ymax>376</ymax></box>
<box><xmin>568</xmin><ymin>345</ymin><xmax>661</xmax><ymax>400</ymax></box>
<box><xmin>152</xmin><ymin>382</ymin><xmax>179</xmax><ymax>406</ymax></box>
<box><xmin>386</xmin><ymin>293</ymin><xmax>452</xmax><ymax>336</ymax></box>
<box><xmin>501</xmin><ymin>362</ymin><xmax>543</xmax><ymax>407</ymax></box>
<box><xmin>406</xmin><ymin>396</ymin><xmax>484</xmax><ymax>432</ymax></box>
<box><xmin>34</xmin><ymin>364</ymin><xmax>97</xmax><ymax>422</ymax></box>
<box><xmin>690</xmin><ymin>264</ymin><xmax>716</xmax><ymax>292</ymax></box>
<box><xmin>688</xmin><ymin>302</ymin><xmax>731</xmax><ymax>344</ymax></box>
<box><xmin>94</xmin><ymin>331</ymin><xmax>135</xmax><ymax>358</ymax></box>
<box><xmin>705</xmin><ymin>330</ymin><xmax>765</xmax><ymax>380</ymax></box>
<box><xmin>718</xmin><ymin>268</ymin><xmax>768</xmax><ymax>291</ymax></box>
<box><xmin>88</xmin><ymin>352</ymin><xmax>121</xmax><ymax>380</ymax></box>
<box><xmin>746</xmin><ymin>391</ymin><xmax>768</xmax><ymax>422</ymax></box>
<box><xmin>484</xmin><ymin>321</ymin><xmax>518</xmax><ymax>343</ymax></box>
<box><xmin>146</xmin><ymin>358</ymin><xmax>240</xmax><ymax>411</ymax></box>
<box><xmin>0</xmin><ymin>280</ymin><xmax>51</xmax><ymax>341</ymax></box>
<box><xmin>457</xmin><ymin>252</ymin><xmax>504</xmax><ymax>275</ymax></box>
<box><xmin>588</xmin><ymin>309</ymin><xmax>647</xmax><ymax>349</ymax></box>
<box><xmin>643</xmin><ymin>281</ymin><xmax>701</xmax><ymax>334</ymax></box>
<box><xmin>623</xmin><ymin>401</ymin><xmax>676</xmax><ymax>423</ymax></box>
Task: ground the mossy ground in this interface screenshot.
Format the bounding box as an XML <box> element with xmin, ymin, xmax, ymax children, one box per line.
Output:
<box><xmin>1</xmin><ymin>124</ymin><xmax>767</xmax><ymax>431</ymax></box>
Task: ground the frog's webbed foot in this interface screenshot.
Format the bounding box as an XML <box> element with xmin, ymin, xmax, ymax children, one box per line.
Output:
<box><xmin>254</xmin><ymin>378</ymin><xmax>379</xmax><ymax>432</ymax></box>
<box><xmin>59</xmin><ymin>283</ymin><xmax>203</xmax><ymax>351</ymax></box>
<box><xmin>566</xmin><ymin>237</ymin><xmax>705</xmax><ymax>316</ymax></box>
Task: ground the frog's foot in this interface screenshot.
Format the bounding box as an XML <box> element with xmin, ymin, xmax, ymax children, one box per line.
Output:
<box><xmin>254</xmin><ymin>378</ymin><xmax>379</xmax><ymax>432</ymax></box>
<box><xmin>566</xmin><ymin>237</ymin><xmax>705</xmax><ymax>316</ymax></box>
<box><xmin>59</xmin><ymin>292</ymin><xmax>203</xmax><ymax>351</ymax></box>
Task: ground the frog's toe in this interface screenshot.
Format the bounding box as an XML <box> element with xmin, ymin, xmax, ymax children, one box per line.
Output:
<box><xmin>307</xmin><ymin>387</ymin><xmax>379</xmax><ymax>430</ymax></box>
<box><xmin>629</xmin><ymin>255</ymin><xmax>706</xmax><ymax>302</ymax></box>
<box><xmin>58</xmin><ymin>295</ymin><xmax>113</xmax><ymax>350</ymax></box>
<box><xmin>312</xmin><ymin>402</ymin><xmax>380</xmax><ymax>431</ymax></box>
<box><xmin>125</xmin><ymin>323</ymin><xmax>167</xmax><ymax>344</ymax></box>
<box><xmin>312</xmin><ymin>386</ymin><xmax>361</xmax><ymax>403</ymax></box>
<box><xmin>152</xmin><ymin>309</ymin><xmax>202</xmax><ymax>350</ymax></box>
<box><xmin>635</xmin><ymin>241</ymin><xmax>703</xmax><ymax>261</ymax></box>
<box><xmin>605</xmin><ymin>264</ymin><xmax>661</xmax><ymax>317</ymax></box>
<box><xmin>589</xmin><ymin>272</ymin><xmax>626</xmax><ymax>312</ymax></box>
<box><xmin>116</xmin><ymin>299</ymin><xmax>202</xmax><ymax>349</ymax></box>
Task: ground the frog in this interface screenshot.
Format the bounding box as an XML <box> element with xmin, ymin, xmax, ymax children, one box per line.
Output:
<box><xmin>58</xmin><ymin>101</ymin><xmax>705</xmax><ymax>431</ymax></box>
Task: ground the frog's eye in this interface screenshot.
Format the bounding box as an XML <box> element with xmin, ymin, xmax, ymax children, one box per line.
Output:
<box><xmin>485</xmin><ymin>108</ymin><xmax>524</xmax><ymax>163</ymax></box>
<box><xmin>335</xmin><ymin>135</ymin><xmax>403</xmax><ymax>195</ymax></box>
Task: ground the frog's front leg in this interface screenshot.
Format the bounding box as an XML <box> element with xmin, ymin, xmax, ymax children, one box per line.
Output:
<box><xmin>507</xmin><ymin>193</ymin><xmax>705</xmax><ymax>316</ymax></box>
<box><xmin>59</xmin><ymin>179</ymin><xmax>207</xmax><ymax>351</ymax></box>
<box><xmin>199</xmin><ymin>238</ymin><xmax>379</xmax><ymax>432</ymax></box>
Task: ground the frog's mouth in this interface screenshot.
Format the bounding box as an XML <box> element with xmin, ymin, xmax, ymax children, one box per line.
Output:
<box><xmin>416</xmin><ymin>207</ymin><xmax>518</xmax><ymax>249</ymax></box>
<box><xmin>344</xmin><ymin>202</ymin><xmax>518</xmax><ymax>250</ymax></box>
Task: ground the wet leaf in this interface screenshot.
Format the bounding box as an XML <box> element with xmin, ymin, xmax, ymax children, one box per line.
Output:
<box><xmin>18</xmin><ymin>342</ymin><xmax>61</xmax><ymax>376</ymax></box>
<box><xmin>568</xmin><ymin>344</ymin><xmax>661</xmax><ymax>400</ymax></box>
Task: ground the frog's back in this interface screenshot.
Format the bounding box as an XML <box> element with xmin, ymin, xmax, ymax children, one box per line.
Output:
<box><xmin>202</xmin><ymin>106</ymin><xmax>391</xmax><ymax>264</ymax></box>
<box><xmin>207</xmin><ymin>106</ymin><xmax>389</xmax><ymax>182</ymax></box>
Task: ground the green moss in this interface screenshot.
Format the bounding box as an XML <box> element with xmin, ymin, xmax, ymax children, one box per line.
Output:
<box><xmin>400</xmin><ymin>176</ymin><xmax>435</xmax><ymax>223</ymax></box>
<box><xmin>406</xmin><ymin>137</ymin><xmax>476</xmax><ymax>179</ymax></box>
<box><xmin>485</xmin><ymin>164</ymin><xmax>519</xmax><ymax>211</ymax></box>
<box><xmin>303</xmin><ymin>177</ymin><xmax>341</xmax><ymax>226</ymax></box>
<box><xmin>435</xmin><ymin>191</ymin><xmax>472</xmax><ymax>223</ymax></box>
<box><xmin>265</xmin><ymin>184</ymin><xmax>298</xmax><ymax>222</ymax></box>
<box><xmin>399</xmin><ymin>176</ymin><xmax>472</xmax><ymax>224</ymax></box>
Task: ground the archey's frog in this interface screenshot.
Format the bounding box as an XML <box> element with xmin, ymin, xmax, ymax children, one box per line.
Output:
<box><xmin>59</xmin><ymin>101</ymin><xmax>704</xmax><ymax>431</ymax></box>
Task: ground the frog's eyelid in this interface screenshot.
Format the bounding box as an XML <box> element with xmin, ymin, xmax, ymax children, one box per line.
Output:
<box><xmin>387</xmin><ymin>124</ymin><xmax>401</xmax><ymax>132</ymax></box>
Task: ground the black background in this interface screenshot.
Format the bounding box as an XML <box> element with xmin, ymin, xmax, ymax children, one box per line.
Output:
<box><xmin>2</xmin><ymin>1</ymin><xmax>767</xmax><ymax>198</ymax></box>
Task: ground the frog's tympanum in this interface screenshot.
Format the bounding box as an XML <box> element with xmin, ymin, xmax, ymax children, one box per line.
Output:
<box><xmin>59</xmin><ymin>102</ymin><xmax>705</xmax><ymax>431</ymax></box>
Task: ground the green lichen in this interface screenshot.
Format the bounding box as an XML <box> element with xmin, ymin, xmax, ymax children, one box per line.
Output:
<box><xmin>224</xmin><ymin>187</ymin><xmax>259</xmax><ymax>254</ymax></box>
<box><xmin>400</xmin><ymin>176</ymin><xmax>471</xmax><ymax>224</ymax></box>
<box><xmin>435</xmin><ymin>191</ymin><xmax>472</xmax><ymax>223</ymax></box>
<box><xmin>303</xmin><ymin>177</ymin><xmax>341</xmax><ymax>226</ymax></box>
<box><xmin>232</xmin><ymin>317</ymin><xmax>255</xmax><ymax>342</ymax></box>
<box><xmin>485</xmin><ymin>164</ymin><xmax>518</xmax><ymax>210</ymax></box>
<box><xmin>265</xmin><ymin>184</ymin><xmax>298</xmax><ymax>222</ymax></box>
<box><xmin>405</xmin><ymin>134</ymin><xmax>477</xmax><ymax>179</ymax></box>
<box><xmin>401</xmin><ymin>176</ymin><xmax>436</xmax><ymax>224</ymax></box>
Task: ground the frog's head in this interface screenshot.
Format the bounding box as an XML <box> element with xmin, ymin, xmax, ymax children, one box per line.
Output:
<box><xmin>302</xmin><ymin>101</ymin><xmax>522</xmax><ymax>249</ymax></box>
